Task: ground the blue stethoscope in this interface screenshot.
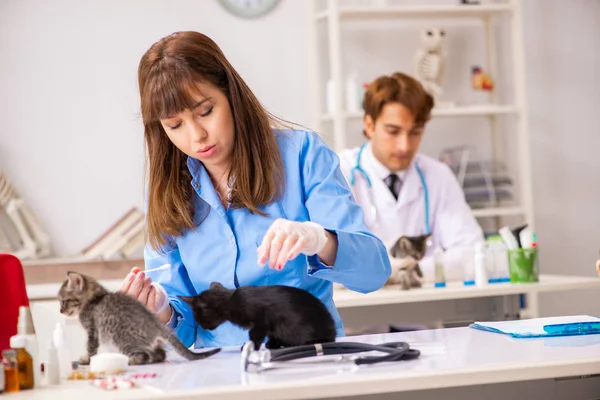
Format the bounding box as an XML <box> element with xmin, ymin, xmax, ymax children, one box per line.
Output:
<box><xmin>350</xmin><ymin>142</ymin><xmax>431</xmax><ymax>235</ymax></box>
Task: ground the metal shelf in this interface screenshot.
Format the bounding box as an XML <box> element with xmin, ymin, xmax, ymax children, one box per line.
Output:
<box><xmin>472</xmin><ymin>206</ymin><xmax>524</xmax><ymax>218</ymax></box>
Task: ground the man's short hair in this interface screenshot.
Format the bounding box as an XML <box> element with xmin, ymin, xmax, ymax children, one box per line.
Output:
<box><xmin>362</xmin><ymin>72</ymin><xmax>434</xmax><ymax>137</ymax></box>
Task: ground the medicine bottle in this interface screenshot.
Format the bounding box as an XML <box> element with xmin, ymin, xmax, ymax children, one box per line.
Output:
<box><xmin>474</xmin><ymin>242</ymin><xmax>489</xmax><ymax>286</ymax></box>
<box><xmin>10</xmin><ymin>335</ymin><xmax>34</xmax><ymax>390</ymax></box>
<box><xmin>2</xmin><ymin>349</ymin><xmax>20</xmax><ymax>393</ymax></box>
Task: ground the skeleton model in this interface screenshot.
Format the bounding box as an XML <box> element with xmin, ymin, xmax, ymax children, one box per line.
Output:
<box><xmin>414</xmin><ymin>28</ymin><xmax>446</xmax><ymax>105</ymax></box>
<box><xmin>0</xmin><ymin>169</ymin><xmax>52</xmax><ymax>260</ymax></box>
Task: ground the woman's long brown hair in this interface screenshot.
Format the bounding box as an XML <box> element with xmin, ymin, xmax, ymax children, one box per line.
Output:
<box><xmin>138</xmin><ymin>31</ymin><xmax>284</xmax><ymax>251</ymax></box>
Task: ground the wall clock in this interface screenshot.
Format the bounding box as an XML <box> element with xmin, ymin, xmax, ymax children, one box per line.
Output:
<box><xmin>218</xmin><ymin>0</ymin><xmax>281</xmax><ymax>19</ymax></box>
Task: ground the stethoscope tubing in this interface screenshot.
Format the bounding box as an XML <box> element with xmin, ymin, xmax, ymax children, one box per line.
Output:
<box><xmin>268</xmin><ymin>341</ymin><xmax>421</xmax><ymax>365</ymax></box>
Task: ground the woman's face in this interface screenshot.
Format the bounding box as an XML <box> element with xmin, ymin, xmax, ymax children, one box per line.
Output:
<box><xmin>160</xmin><ymin>81</ymin><xmax>235</xmax><ymax>174</ymax></box>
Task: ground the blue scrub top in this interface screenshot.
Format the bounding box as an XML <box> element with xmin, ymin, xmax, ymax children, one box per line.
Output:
<box><xmin>145</xmin><ymin>129</ymin><xmax>391</xmax><ymax>349</ymax></box>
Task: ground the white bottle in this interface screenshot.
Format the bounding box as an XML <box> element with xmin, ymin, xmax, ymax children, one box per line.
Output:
<box><xmin>52</xmin><ymin>323</ymin><xmax>72</xmax><ymax>379</ymax></box>
<box><xmin>462</xmin><ymin>247</ymin><xmax>475</xmax><ymax>286</ymax></box>
<box><xmin>345</xmin><ymin>73</ymin><xmax>361</xmax><ymax>113</ymax></box>
<box><xmin>490</xmin><ymin>240</ymin><xmax>510</xmax><ymax>283</ymax></box>
<box><xmin>474</xmin><ymin>242</ymin><xmax>488</xmax><ymax>286</ymax></box>
<box><xmin>44</xmin><ymin>341</ymin><xmax>61</xmax><ymax>386</ymax></box>
<box><xmin>434</xmin><ymin>246</ymin><xmax>446</xmax><ymax>288</ymax></box>
<box><xmin>15</xmin><ymin>306</ymin><xmax>41</xmax><ymax>388</ymax></box>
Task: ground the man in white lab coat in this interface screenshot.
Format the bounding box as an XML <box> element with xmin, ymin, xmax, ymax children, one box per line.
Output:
<box><xmin>339</xmin><ymin>72</ymin><xmax>484</xmax><ymax>282</ymax></box>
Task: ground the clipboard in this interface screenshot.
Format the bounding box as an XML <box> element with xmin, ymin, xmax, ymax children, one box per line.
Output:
<box><xmin>469</xmin><ymin>315</ymin><xmax>600</xmax><ymax>338</ymax></box>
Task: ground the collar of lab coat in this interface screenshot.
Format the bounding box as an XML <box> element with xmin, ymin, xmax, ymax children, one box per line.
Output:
<box><xmin>363</xmin><ymin>143</ymin><xmax>421</xmax><ymax>208</ymax></box>
<box><xmin>186</xmin><ymin>157</ymin><xmax>227</xmax><ymax>220</ymax></box>
<box><xmin>364</xmin><ymin>142</ymin><xmax>408</xmax><ymax>182</ymax></box>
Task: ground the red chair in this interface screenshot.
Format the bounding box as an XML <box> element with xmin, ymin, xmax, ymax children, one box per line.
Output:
<box><xmin>0</xmin><ymin>254</ymin><xmax>30</xmax><ymax>352</ymax></box>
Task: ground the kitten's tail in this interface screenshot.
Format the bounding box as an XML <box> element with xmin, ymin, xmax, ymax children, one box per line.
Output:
<box><xmin>161</xmin><ymin>328</ymin><xmax>221</xmax><ymax>361</ymax></box>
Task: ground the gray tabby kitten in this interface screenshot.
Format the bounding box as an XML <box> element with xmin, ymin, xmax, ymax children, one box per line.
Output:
<box><xmin>57</xmin><ymin>271</ymin><xmax>220</xmax><ymax>365</ymax></box>
<box><xmin>387</xmin><ymin>234</ymin><xmax>430</xmax><ymax>290</ymax></box>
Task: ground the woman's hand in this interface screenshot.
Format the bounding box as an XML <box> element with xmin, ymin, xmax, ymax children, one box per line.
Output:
<box><xmin>121</xmin><ymin>267</ymin><xmax>172</xmax><ymax>323</ymax></box>
<box><xmin>257</xmin><ymin>219</ymin><xmax>330</xmax><ymax>270</ymax></box>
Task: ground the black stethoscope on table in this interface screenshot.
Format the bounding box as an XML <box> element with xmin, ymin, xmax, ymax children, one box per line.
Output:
<box><xmin>241</xmin><ymin>340</ymin><xmax>421</xmax><ymax>373</ymax></box>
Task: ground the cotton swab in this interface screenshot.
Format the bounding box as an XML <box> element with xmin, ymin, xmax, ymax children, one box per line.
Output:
<box><xmin>142</xmin><ymin>264</ymin><xmax>172</xmax><ymax>274</ymax></box>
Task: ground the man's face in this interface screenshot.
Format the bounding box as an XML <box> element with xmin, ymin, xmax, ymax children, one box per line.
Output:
<box><xmin>364</xmin><ymin>102</ymin><xmax>425</xmax><ymax>172</ymax></box>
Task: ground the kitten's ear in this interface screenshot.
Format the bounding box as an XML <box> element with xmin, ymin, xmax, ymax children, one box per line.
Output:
<box><xmin>210</xmin><ymin>282</ymin><xmax>225</xmax><ymax>290</ymax></box>
<box><xmin>66</xmin><ymin>271</ymin><xmax>85</xmax><ymax>292</ymax></box>
<box><xmin>400</xmin><ymin>236</ymin><xmax>413</xmax><ymax>250</ymax></box>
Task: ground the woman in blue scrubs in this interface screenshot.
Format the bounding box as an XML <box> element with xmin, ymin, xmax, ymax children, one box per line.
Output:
<box><xmin>121</xmin><ymin>31</ymin><xmax>391</xmax><ymax>349</ymax></box>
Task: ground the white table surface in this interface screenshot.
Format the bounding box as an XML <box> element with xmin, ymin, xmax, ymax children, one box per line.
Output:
<box><xmin>27</xmin><ymin>274</ymin><xmax>600</xmax><ymax>307</ymax></box>
<box><xmin>14</xmin><ymin>326</ymin><xmax>600</xmax><ymax>400</ymax></box>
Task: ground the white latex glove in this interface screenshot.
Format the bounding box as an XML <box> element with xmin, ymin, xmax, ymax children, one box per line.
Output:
<box><xmin>257</xmin><ymin>219</ymin><xmax>328</xmax><ymax>270</ymax></box>
<box><xmin>121</xmin><ymin>268</ymin><xmax>170</xmax><ymax>313</ymax></box>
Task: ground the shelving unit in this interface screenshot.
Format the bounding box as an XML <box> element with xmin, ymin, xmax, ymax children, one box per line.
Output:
<box><xmin>314</xmin><ymin>2</ymin><xmax>513</xmax><ymax>21</ymax></box>
<box><xmin>321</xmin><ymin>104</ymin><xmax>519</xmax><ymax>122</ymax></box>
<box><xmin>307</xmin><ymin>0</ymin><xmax>535</xmax><ymax>230</ymax></box>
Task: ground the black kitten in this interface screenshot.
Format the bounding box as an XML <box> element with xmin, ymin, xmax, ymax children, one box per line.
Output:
<box><xmin>179</xmin><ymin>282</ymin><xmax>336</xmax><ymax>350</ymax></box>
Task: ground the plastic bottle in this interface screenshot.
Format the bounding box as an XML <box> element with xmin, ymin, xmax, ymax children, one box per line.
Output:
<box><xmin>9</xmin><ymin>335</ymin><xmax>34</xmax><ymax>390</ymax></box>
<box><xmin>14</xmin><ymin>306</ymin><xmax>41</xmax><ymax>388</ymax></box>
<box><xmin>462</xmin><ymin>247</ymin><xmax>475</xmax><ymax>286</ymax></box>
<box><xmin>474</xmin><ymin>242</ymin><xmax>488</xmax><ymax>286</ymax></box>
<box><xmin>434</xmin><ymin>246</ymin><xmax>446</xmax><ymax>288</ymax></box>
<box><xmin>52</xmin><ymin>323</ymin><xmax>72</xmax><ymax>379</ymax></box>
<box><xmin>44</xmin><ymin>341</ymin><xmax>60</xmax><ymax>386</ymax></box>
<box><xmin>490</xmin><ymin>240</ymin><xmax>510</xmax><ymax>283</ymax></box>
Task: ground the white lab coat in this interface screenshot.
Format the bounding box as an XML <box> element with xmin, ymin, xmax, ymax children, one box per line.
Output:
<box><xmin>339</xmin><ymin>143</ymin><xmax>484</xmax><ymax>281</ymax></box>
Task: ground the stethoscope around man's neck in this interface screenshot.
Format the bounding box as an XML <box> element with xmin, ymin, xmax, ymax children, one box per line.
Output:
<box><xmin>349</xmin><ymin>142</ymin><xmax>431</xmax><ymax>235</ymax></box>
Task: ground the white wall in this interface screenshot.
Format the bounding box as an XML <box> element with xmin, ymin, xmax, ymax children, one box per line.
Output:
<box><xmin>0</xmin><ymin>0</ymin><xmax>311</xmax><ymax>255</ymax></box>
<box><xmin>522</xmin><ymin>0</ymin><xmax>600</xmax><ymax>316</ymax></box>
<box><xmin>1</xmin><ymin>1</ymin><xmax>599</xmax><ymax>315</ymax></box>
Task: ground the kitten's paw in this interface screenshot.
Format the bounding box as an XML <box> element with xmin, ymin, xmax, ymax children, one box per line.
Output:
<box><xmin>79</xmin><ymin>355</ymin><xmax>91</xmax><ymax>365</ymax></box>
<box><xmin>151</xmin><ymin>348</ymin><xmax>167</xmax><ymax>363</ymax></box>
<box><xmin>128</xmin><ymin>352</ymin><xmax>151</xmax><ymax>365</ymax></box>
<box><xmin>265</xmin><ymin>338</ymin><xmax>283</xmax><ymax>350</ymax></box>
